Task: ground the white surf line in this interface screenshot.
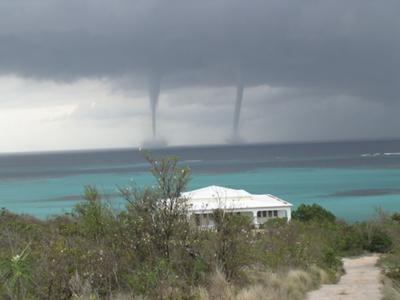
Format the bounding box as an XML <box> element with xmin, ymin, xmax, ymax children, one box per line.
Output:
<box><xmin>307</xmin><ymin>254</ymin><xmax>382</xmax><ymax>300</ymax></box>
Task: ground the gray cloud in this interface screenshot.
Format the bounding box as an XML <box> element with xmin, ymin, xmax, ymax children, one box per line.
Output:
<box><xmin>0</xmin><ymin>0</ymin><xmax>398</xmax><ymax>100</ymax></box>
<box><xmin>0</xmin><ymin>0</ymin><xmax>400</xmax><ymax>149</ymax></box>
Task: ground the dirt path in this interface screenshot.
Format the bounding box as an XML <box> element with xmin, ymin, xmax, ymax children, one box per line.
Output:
<box><xmin>307</xmin><ymin>254</ymin><xmax>382</xmax><ymax>300</ymax></box>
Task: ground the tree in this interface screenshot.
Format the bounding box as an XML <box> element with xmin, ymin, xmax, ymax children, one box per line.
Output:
<box><xmin>121</xmin><ymin>152</ymin><xmax>191</xmax><ymax>261</ymax></box>
<box><xmin>212</xmin><ymin>209</ymin><xmax>253</xmax><ymax>279</ymax></box>
<box><xmin>292</xmin><ymin>204</ymin><xmax>336</xmax><ymax>223</ymax></box>
<box><xmin>73</xmin><ymin>185</ymin><xmax>115</xmax><ymax>243</ymax></box>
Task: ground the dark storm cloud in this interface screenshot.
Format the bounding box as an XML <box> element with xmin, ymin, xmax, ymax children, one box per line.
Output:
<box><xmin>0</xmin><ymin>0</ymin><xmax>399</xmax><ymax>101</ymax></box>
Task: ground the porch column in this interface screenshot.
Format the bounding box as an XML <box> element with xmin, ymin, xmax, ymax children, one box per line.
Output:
<box><xmin>252</xmin><ymin>210</ymin><xmax>259</xmax><ymax>228</ymax></box>
<box><xmin>286</xmin><ymin>208</ymin><xmax>292</xmax><ymax>222</ymax></box>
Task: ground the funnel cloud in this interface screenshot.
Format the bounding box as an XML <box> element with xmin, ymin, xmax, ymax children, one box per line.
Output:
<box><xmin>0</xmin><ymin>0</ymin><xmax>399</xmax><ymax>150</ymax></box>
<box><xmin>232</xmin><ymin>71</ymin><xmax>245</xmax><ymax>143</ymax></box>
<box><xmin>148</xmin><ymin>72</ymin><xmax>162</xmax><ymax>140</ymax></box>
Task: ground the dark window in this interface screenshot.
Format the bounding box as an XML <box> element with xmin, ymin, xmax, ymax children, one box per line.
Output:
<box><xmin>257</xmin><ymin>211</ymin><xmax>261</xmax><ymax>218</ymax></box>
<box><xmin>263</xmin><ymin>211</ymin><xmax>267</xmax><ymax>217</ymax></box>
<box><xmin>195</xmin><ymin>214</ymin><xmax>200</xmax><ymax>226</ymax></box>
<box><xmin>274</xmin><ymin>210</ymin><xmax>278</xmax><ymax>217</ymax></box>
<box><xmin>268</xmin><ymin>211</ymin><xmax>273</xmax><ymax>217</ymax></box>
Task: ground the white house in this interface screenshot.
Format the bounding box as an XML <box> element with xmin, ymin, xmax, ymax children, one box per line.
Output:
<box><xmin>182</xmin><ymin>185</ymin><xmax>292</xmax><ymax>228</ymax></box>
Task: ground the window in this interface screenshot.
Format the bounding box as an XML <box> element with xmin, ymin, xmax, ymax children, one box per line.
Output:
<box><xmin>268</xmin><ymin>211</ymin><xmax>273</xmax><ymax>217</ymax></box>
<box><xmin>195</xmin><ymin>214</ymin><xmax>200</xmax><ymax>226</ymax></box>
<box><xmin>257</xmin><ymin>211</ymin><xmax>261</xmax><ymax>218</ymax></box>
<box><xmin>273</xmin><ymin>210</ymin><xmax>278</xmax><ymax>217</ymax></box>
<box><xmin>263</xmin><ymin>211</ymin><xmax>267</xmax><ymax>217</ymax></box>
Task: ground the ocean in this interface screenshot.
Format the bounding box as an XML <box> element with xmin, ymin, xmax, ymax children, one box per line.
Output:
<box><xmin>1</xmin><ymin>139</ymin><xmax>400</xmax><ymax>221</ymax></box>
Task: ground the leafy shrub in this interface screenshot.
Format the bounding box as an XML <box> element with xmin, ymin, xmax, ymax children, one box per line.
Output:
<box><xmin>368</xmin><ymin>230</ymin><xmax>393</xmax><ymax>253</ymax></box>
<box><xmin>379</xmin><ymin>249</ymin><xmax>400</xmax><ymax>297</ymax></box>
<box><xmin>292</xmin><ymin>204</ymin><xmax>336</xmax><ymax>223</ymax></box>
<box><xmin>357</xmin><ymin>222</ymin><xmax>393</xmax><ymax>253</ymax></box>
<box><xmin>392</xmin><ymin>213</ymin><xmax>400</xmax><ymax>224</ymax></box>
<box><xmin>0</xmin><ymin>244</ymin><xmax>32</xmax><ymax>300</ymax></box>
<box><xmin>335</xmin><ymin>222</ymin><xmax>364</xmax><ymax>256</ymax></box>
<box><xmin>73</xmin><ymin>185</ymin><xmax>115</xmax><ymax>242</ymax></box>
<box><xmin>212</xmin><ymin>209</ymin><xmax>254</xmax><ymax>280</ymax></box>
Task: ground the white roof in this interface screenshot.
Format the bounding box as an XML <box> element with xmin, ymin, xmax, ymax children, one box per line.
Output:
<box><xmin>182</xmin><ymin>185</ymin><xmax>292</xmax><ymax>212</ymax></box>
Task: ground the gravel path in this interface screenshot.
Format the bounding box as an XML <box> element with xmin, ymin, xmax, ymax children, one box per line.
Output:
<box><xmin>307</xmin><ymin>254</ymin><xmax>382</xmax><ymax>300</ymax></box>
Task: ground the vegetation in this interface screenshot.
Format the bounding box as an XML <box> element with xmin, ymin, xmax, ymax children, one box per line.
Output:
<box><xmin>0</xmin><ymin>154</ymin><xmax>399</xmax><ymax>299</ymax></box>
<box><xmin>374</xmin><ymin>212</ymin><xmax>400</xmax><ymax>299</ymax></box>
<box><xmin>292</xmin><ymin>203</ymin><xmax>336</xmax><ymax>223</ymax></box>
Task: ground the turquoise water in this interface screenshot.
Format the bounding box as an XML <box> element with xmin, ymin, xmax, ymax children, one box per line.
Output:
<box><xmin>1</xmin><ymin>141</ymin><xmax>400</xmax><ymax>221</ymax></box>
<box><xmin>192</xmin><ymin>167</ymin><xmax>400</xmax><ymax>221</ymax></box>
<box><xmin>1</xmin><ymin>167</ymin><xmax>399</xmax><ymax>221</ymax></box>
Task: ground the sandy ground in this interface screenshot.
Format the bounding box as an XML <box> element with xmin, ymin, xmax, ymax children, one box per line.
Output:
<box><xmin>307</xmin><ymin>254</ymin><xmax>382</xmax><ymax>300</ymax></box>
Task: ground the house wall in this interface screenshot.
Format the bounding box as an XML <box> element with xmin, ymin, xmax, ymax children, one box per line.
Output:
<box><xmin>278</xmin><ymin>210</ymin><xmax>287</xmax><ymax>218</ymax></box>
<box><xmin>256</xmin><ymin>209</ymin><xmax>288</xmax><ymax>224</ymax></box>
<box><xmin>189</xmin><ymin>207</ymin><xmax>292</xmax><ymax>228</ymax></box>
<box><xmin>190</xmin><ymin>211</ymin><xmax>255</xmax><ymax>228</ymax></box>
<box><xmin>190</xmin><ymin>213</ymin><xmax>215</xmax><ymax>228</ymax></box>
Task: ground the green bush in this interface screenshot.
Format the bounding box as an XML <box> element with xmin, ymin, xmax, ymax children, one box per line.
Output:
<box><xmin>379</xmin><ymin>249</ymin><xmax>400</xmax><ymax>294</ymax></box>
<box><xmin>0</xmin><ymin>244</ymin><xmax>32</xmax><ymax>300</ymax></box>
<box><xmin>392</xmin><ymin>213</ymin><xmax>400</xmax><ymax>224</ymax></box>
<box><xmin>335</xmin><ymin>222</ymin><xmax>364</xmax><ymax>256</ymax></box>
<box><xmin>368</xmin><ymin>230</ymin><xmax>393</xmax><ymax>253</ymax></box>
<box><xmin>212</xmin><ymin>209</ymin><xmax>254</xmax><ymax>280</ymax></box>
<box><xmin>356</xmin><ymin>222</ymin><xmax>393</xmax><ymax>253</ymax></box>
<box><xmin>292</xmin><ymin>204</ymin><xmax>336</xmax><ymax>223</ymax></box>
<box><xmin>73</xmin><ymin>185</ymin><xmax>116</xmax><ymax>242</ymax></box>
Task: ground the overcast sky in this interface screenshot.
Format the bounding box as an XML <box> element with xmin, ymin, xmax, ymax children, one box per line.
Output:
<box><xmin>0</xmin><ymin>0</ymin><xmax>399</xmax><ymax>152</ymax></box>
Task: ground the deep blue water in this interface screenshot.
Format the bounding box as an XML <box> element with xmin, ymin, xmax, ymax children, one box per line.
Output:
<box><xmin>1</xmin><ymin>140</ymin><xmax>400</xmax><ymax>221</ymax></box>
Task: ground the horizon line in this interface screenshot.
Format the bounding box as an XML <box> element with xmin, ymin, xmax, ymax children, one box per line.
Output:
<box><xmin>1</xmin><ymin>136</ymin><xmax>400</xmax><ymax>156</ymax></box>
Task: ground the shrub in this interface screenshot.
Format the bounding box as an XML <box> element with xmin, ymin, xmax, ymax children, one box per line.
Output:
<box><xmin>212</xmin><ymin>209</ymin><xmax>254</xmax><ymax>280</ymax></box>
<box><xmin>73</xmin><ymin>185</ymin><xmax>115</xmax><ymax>242</ymax></box>
<box><xmin>357</xmin><ymin>222</ymin><xmax>393</xmax><ymax>253</ymax></box>
<box><xmin>335</xmin><ymin>222</ymin><xmax>364</xmax><ymax>256</ymax></box>
<box><xmin>121</xmin><ymin>153</ymin><xmax>191</xmax><ymax>261</ymax></box>
<box><xmin>292</xmin><ymin>204</ymin><xmax>336</xmax><ymax>223</ymax></box>
<box><xmin>392</xmin><ymin>213</ymin><xmax>400</xmax><ymax>224</ymax></box>
<box><xmin>379</xmin><ymin>249</ymin><xmax>400</xmax><ymax>298</ymax></box>
<box><xmin>368</xmin><ymin>230</ymin><xmax>393</xmax><ymax>253</ymax></box>
<box><xmin>0</xmin><ymin>244</ymin><xmax>32</xmax><ymax>300</ymax></box>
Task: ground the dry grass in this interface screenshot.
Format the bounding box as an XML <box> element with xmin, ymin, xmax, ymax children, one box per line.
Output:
<box><xmin>381</xmin><ymin>276</ymin><xmax>400</xmax><ymax>300</ymax></box>
<box><xmin>205</xmin><ymin>269</ymin><xmax>235</xmax><ymax>300</ymax></box>
<box><xmin>309</xmin><ymin>265</ymin><xmax>330</xmax><ymax>285</ymax></box>
<box><xmin>198</xmin><ymin>266</ymin><xmax>329</xmax><ymax>300</ymax></box>
<box><xmin>70</xmin><ymin>272</ymin><xmax>97</xmax><ymax>300</ymax></box>
<box><xmin>110</xmin><ymin>293</ymin><xmax>144</xmax><ymax>300</ymax></box>
<box><xmin>59</xmin><ymin>266</ymin><xmax>333</xmax><ymax>300</ymax></box>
